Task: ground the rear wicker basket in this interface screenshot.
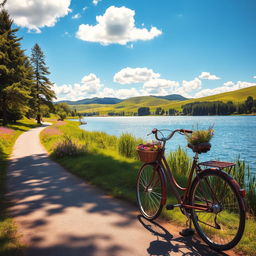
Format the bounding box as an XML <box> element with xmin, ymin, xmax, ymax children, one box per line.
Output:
<box><xmin>188</xmin><ymin>142</ymin><xmax>211</xmax><ymax>154</ymax></box>
<box><xmin>137</xmin><ymin>149</ymin><xmax>162</xmax><ymax>163</ymax></box>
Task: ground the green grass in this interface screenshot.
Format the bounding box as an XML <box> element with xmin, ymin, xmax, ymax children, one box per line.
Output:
<box><xmin>0</xmin><ymin>118</ymin><xmax>40</xmax><ymax>256</ymax></box>
<box><xmin>72</xmin><ymin>86</ymin><xmax>256</xmax><ymax>114</ymax></box>
<box><xmin>41</xmin><ymin>120</ymin><xmax>256</xmax><ymax>255</ymax></box>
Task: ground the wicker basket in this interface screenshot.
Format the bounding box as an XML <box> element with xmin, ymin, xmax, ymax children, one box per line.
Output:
<box><xmin>188</xmin><ymin>142</ymin><xmax>211</xmax><ymax>154</ymax></box>
<box><xmin>137</xmin><ymin>149</ymin><xmax>162</xmax><ymax>163</ymax></box>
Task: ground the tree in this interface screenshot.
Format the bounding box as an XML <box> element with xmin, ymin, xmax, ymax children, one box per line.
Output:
<box><xmin>168</xmin><ymin>108</ymin><xmax>177</xmax><ymax>115</ymax></box>
<box><xmin>138</xmin><ymin>107</ymin><xmax>150</xmax><ymax>116</ymax></box>
<box><xmin>55</xmin><ymin>103</ymin><xmax>71</xmax><ymax>120</ymax></box>
<box><xmin>0</xmin><ymin>4</ymin><xmax>32</xmax><ymax>125</ymax></box>
<box><xmin>30</xmin><ymin>43</ymin><xmax>56</xmax><ymax>124</ymax></box>
<box><xmin>245</xmin><ymin>96</ymin><xmax>253</xmax><ymax>113</ymax></box>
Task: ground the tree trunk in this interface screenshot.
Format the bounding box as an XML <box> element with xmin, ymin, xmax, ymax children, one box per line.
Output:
<box><xmin>36</xmin><ymin>114</ymin><xmax>41</xmax><ymax>124</ymax></box>
<box><xmin>2</xmin><ymin>97</ymin><xmax>8</xmax><ymax>126</ymax></box>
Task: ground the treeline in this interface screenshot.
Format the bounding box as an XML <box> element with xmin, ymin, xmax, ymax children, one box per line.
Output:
<box><xmin>182</xmin><ymin>96</ymin><xmax>256</xmax><ymax>116</ymax></box>
<box><xmin>0</xmin><ymin>5</ymin><xmax>56</xmax><ymax>125</ymax></box>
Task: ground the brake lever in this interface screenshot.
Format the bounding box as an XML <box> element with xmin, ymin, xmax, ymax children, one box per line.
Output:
<box><xmin>147</xmin><ymin>132</ymin><xmax>152</xmax><ymax>136</ymax></box>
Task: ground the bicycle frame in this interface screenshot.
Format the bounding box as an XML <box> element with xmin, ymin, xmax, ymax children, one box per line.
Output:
<box><xmin>155</xmin><ymin>149</ymin><xmax>209</xmax><ymax>212</ymax></box>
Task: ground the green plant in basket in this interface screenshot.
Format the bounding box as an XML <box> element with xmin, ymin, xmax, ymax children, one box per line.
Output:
<box><xmin>185</xmin><ymin>127</ymin><xmax>214</xmax><ymax>145</ymax></box>
<box><xmin>186</xmin><ymin>127</ymin><xmax>214</xmax><ymax>154</ymax></box>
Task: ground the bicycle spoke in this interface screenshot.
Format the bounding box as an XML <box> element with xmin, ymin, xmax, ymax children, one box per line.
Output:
<box><xmin>190</xmin><ymin>171</ymin><xmax>245</xmax><ymax>250</ymax></box>
<box><xmin>137</xmin><ymin>165</ymin><xmax>164</xmax><ymax>220</ymax></box>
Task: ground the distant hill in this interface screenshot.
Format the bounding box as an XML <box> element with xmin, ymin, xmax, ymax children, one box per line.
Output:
<box><xmin>71</xmin><ymin>86</ymin><xmax>256</xmax><ymax>114</ymax></box>
<box><xmin>57</xmin><ymin>94</ymin><xmax>187</xmax><ymax>105</ymax></box>
<box><xmin>57</xmin><ymin>97</ymin><xmax>123</xmax><ymax>105</ymax></box>
<box><xmin>154</xmin><ymin>94</ymin><xmax>188</xmax><ymax>101</ymax></box>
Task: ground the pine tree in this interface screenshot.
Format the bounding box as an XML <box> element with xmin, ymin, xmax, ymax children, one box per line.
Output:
<box><xmin>30</xmin><ymin>43</ymin><xmax>56</xmax><ymax>124</ymax></box>
<box><xmin>0</xmin><ymin>4</ymin><xmax>32</xmax><ymax>125</ymax></box>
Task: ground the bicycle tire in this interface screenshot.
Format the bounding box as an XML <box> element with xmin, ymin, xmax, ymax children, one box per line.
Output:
<box><xmin>136</xmin><ymin>163</ymin><xmax>166</xmax><ymax>220</ymax></box>
<box><xmin>189</xmin><ymin>169</ymin><xmax>245</xmax><ymax>251</ymax></box>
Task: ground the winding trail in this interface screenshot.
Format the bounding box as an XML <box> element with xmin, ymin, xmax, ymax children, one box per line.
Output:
<box><xmin>7</xmin><ymin>123</ymin><xmax>234</xmax><ymax>256</ymax></box>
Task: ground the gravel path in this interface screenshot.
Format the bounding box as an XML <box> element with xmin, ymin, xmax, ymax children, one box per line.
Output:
<box><xmin>6</xmin><ymin>123</ymin><xmax>234</xmax><ymax>256</ymax></box>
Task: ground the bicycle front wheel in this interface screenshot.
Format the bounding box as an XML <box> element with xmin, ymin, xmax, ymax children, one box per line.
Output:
<box><xmin>189</xmin><ymin>169</ymin><xmax>245</xmax><ymax>251</ymax></box>
<box><xmin>136</xmin><ymin>164</ymin><xmax>166</xmax><ymax>220</ymax></box>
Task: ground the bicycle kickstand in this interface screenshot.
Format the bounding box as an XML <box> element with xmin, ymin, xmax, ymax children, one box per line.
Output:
<box><xmin>179</xmin><ymin>216</ymin><xmax>195</xmax><ymax>237</ymax></box>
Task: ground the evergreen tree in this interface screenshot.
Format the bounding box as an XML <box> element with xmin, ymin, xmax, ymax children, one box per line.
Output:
<box><xmin>245</xmin><ymin>96</ymin><xmax>253</xmax><ymax>113</ymax></box>
<box><xmin>138</xmin><ymin>107</ymin><xmax>150</xmax><ymax>116</ymax></box>
<box><xmin>30</xmin><ymin>43</ymin><xmax>56</xmax><ymax>124</ymax></box>
<box><xmin>0</xmin><ymin>4</ymin><xmax>32</xmax><ymax>125</ymax></box>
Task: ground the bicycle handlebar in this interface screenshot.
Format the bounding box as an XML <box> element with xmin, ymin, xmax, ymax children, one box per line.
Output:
<box><xmin>152</xmin><ymin>128</ymin><xmax>193</xmax><ymax>142</ymax></box>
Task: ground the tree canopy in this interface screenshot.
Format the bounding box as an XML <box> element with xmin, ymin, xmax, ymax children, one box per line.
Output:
<box><xmin>0</xmin><ymin>7</ymin><xmax>32</xmax><ymax>125</ymax></box>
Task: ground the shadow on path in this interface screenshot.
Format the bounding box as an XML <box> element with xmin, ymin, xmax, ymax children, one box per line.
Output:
<box><xmin>7</xmin><ymin>153</ymin><xmax>137</xmax><ymax>256</ymax></box>
<box><xmin>138</xmin><ymin>215</ymin><xmax>229</xmax><ymax>256</ymax></box>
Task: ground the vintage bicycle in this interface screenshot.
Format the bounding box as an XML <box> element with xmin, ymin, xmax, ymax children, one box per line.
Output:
<box><xmin>136</xmin><ymin>128</ymin><xmax>246</xmax><ymax>251</ymax></box>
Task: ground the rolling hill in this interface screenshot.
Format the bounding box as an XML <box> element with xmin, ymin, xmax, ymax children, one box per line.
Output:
<box><xmin>57</xmin><ymin>94</ymin><xmax>188</xmax><ymax>106</ymax></box>
<box><xmin>70</xmin><ymin>86</ymin><xmax>256</xmax><ymax>114</ymax></box>
<box><xmin>57</xmin><ymin>97</ymin><xmax>122</xmax><ymax>105</ymax></box>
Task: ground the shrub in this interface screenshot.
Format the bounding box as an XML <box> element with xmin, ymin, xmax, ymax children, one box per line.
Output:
<box><xmin>118</xmin><ymin>133</ymin><xmax>142</xmax><ymax>159</ymax></box>
<box><xmin>53</xmin><ymin>135</ymin><xmax>86</xmax><ymax>158</ymax></box>
<box><xmin>57</xmin><ymin>112</ymin><xmax>67</xmax><ymax>121</ymax></box>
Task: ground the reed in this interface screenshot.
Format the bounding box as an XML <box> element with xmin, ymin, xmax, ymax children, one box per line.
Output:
<box><xmin>166</xmin><ymin>146</ymin><xmax>192</xmax><ymax>187</ymax></box>
<box><xmin>118</xmin><ymin>133</ymin><xmax>143</xmax><ymax>159</ymax></box>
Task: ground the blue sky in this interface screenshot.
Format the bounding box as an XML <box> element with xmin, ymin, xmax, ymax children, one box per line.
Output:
<box><xmin>6</xmin><ymin>0</ymin><xmax>256</xmax><ymax>100</ymax></box>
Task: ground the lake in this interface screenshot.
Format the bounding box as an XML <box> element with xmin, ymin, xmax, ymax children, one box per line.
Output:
<box><xmin>77</xmin><ymin>116</ymin><xmax>256</xmax><ymax>174</ymax></box>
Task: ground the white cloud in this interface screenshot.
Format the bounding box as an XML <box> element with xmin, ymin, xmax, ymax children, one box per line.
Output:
<box><xmin>6</xmin><ymin>0</ymin><xmax>71</xmax><ymax>33</ymax></box>
<box><xmin>199</xmin><ymin>72</ymin><xmax>220</xmax><ymax>80</ymax></box>
<box><xmin>143</xmin><ymin>79</ymin><xmax>179</xmax><ymax>89</ymax></box>
<box><xmin>99</xmin><ymin>87</ymin><xmax>142</xmax><ymax>99</ymax></box>
<box><xmin>253</xmin><ymin>76</ymin><xmax>256</xmax><ymax>79</ymax></box>
<box><xmin>182</xmin><ymin>78</ymin><xmax>202</xmax><ymax>92</ymax></box>
<box><xmin>76</xmin><ymin>6</ymin><xmax>162</xmax><ymax>45</ymax></box>
<box><xmin>194</xmin><ymin>81</ymin><xmax>256</xmax><ymax>98</ymax></box>
<box><xmin>54</xmin><ymin>73</ymin><xmax>103</xmax><ymax>101</ymax></box>
<box><xmin>72</xmin><ymin>13</ymin><xmax>81</xmax><ymax>19</ymax></box>
<box><xmin>92</xmin><ymin>0</ymin><xmax>101</xmax><ymax>6</ymax></box>
<box><xmin>83</xmin><ymin>6</ymin><xmax>88</xmax><ymax>11</ymax></box>
<box><xmin>114</xmin><ymin>67</ymin><xmax>160</xmax><ymax>84</ymax></box>
<box><xmin>142</xmin><ymin>79</ymin><xmax>179</xmax><ymax>96</ymax></box>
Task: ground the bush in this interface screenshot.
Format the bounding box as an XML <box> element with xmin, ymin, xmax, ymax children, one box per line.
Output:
<box><xmin>57</xmin><ymin>112</ymin><xmax>67</xmax><ymax>121</ymax></box>
<box><xmin>53</xmin><ymin>135</ymin><xmax>86</xmax><ymax>157</ymax></box>
<box><xmin>118</xmin><ymin>133</ymin><xmax>142</xmax><ymax>159</ymax></box>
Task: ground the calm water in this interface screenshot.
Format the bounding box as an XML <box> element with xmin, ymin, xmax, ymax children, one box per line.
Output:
<box><xmin>77</xmin><ymin>116</ymin><xmax>256</xmax><ymax>174</ymax></box>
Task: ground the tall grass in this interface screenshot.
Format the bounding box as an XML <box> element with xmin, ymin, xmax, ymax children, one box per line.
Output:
<box><xmin>230</xmin><ymin>160</ymin><xmax>256</xmax><ymax>216</ymax></box>
<box><xmin>166</xmin><ymin>146</ymin><xmax>192</xmax><ymax>187</ymax></box>
<box><xmin>118</xmin><ymin>133</ymin><xmax>143</xmax><ymax>159</ymax></box>
<box><xmin>53</xmin><ymin>135</ymin><xmax>87</xmax><ymax>157</ymax></box>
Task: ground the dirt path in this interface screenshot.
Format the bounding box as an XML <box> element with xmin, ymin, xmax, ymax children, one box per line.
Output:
<box><xmin>7</xmin><ymin>123</ymin><xmax>235</xmax><ymax>256</ymax></box>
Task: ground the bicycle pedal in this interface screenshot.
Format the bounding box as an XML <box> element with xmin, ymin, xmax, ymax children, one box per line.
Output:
<box><xmin>166</xmin><ymin>204</ymin><xmax>174</xmax><ymax>210</ymax></box>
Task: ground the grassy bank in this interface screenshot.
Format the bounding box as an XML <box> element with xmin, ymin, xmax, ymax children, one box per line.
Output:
<box><xmin>41</xmin><ymin>120</ymin><xmax>256</xmax><ymax>255</ymax></box>
<box><xmin>0</xmin><ymin>119</ymin><xmax>40</xmax><ymax>256</ymax></box>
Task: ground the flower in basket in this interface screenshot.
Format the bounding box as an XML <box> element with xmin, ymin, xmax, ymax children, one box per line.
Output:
<box><xmin>137</xmin><ymin>141</ymin><xmax>162</xmax><ymax>151</ymax></box>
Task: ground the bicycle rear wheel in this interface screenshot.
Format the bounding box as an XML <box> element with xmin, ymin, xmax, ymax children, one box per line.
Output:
<box><xmin>189</xmin><ymin>169</ymin><xmax>245</xmax><ymax>251</ymax></box>
<box><xmin>136</xmin><ymin>164</ymin><xmax>166</xmax><ymax>220</ymax></box>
